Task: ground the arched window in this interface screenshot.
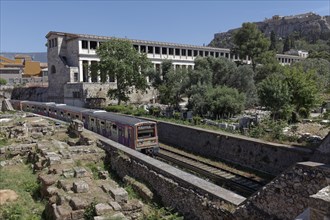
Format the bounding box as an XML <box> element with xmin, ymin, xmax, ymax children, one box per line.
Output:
<box><xmin>51</xmin><ymin>65</ymin><xmax>56</xmax><ymax>74</ymax></box>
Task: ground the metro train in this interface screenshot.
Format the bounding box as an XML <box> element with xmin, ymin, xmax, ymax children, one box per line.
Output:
<box><xmin>10</xmin><ymin>100</ymin><xmax>159</xmax><ymax>154</ymax></box>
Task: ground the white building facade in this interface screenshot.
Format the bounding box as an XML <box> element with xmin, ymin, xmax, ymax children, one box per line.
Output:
<box><xmin>46</xmin><ymin>31</ymin><xmax>305</xmax><ymax>106</ymax></box>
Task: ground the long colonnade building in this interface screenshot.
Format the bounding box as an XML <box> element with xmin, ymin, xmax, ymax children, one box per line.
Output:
<box><xmin>46</xmin><ymin>31</ymin><xmax>305</xmax><ymax>105</ymax></box>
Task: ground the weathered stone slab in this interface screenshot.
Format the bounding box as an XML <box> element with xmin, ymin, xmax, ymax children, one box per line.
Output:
<box><xmin>71</xmin><ymin>209</ymin><xmax>85</xmax><ymax>220</ymax></box>
<box><xmin>73</xmin><ymin>180</ymin><xmax>89</xmax><ymax>193</ymax></box>
<box><xmin>69</xmin><ymin>197</ymin><xmax>88</xmax><ymax>210</ymax></box>
<box><xmin>108</xmin><ymin>187</ymin><xmax>128</xmax><ymax>204</ymax></box>
<box><xmin>109</xmin><ymin>201</ymin><xmax>121</xmax><ymax>211</ymax></box>
<box><xmin>74</xmin><ymin>167</ymin><xmax>88</xmax><ymax>178</ymax></box>
<box><xmin>95</xmin><ymin>203</ymin><xmax>113</xmax><ymax>216</ymax></box>
<box><xmin>98</xmin><ymin>171</ymin><xmax>109</xmax><ymax>180</ymax></box>
<box><xmin>62</xmin><ymin>169</ymin><xmax>75</xmax><ymax>178</ymax></box>
<box><xmin>39</xmin><ymin>175</ymin><xmax>56</xmax><ymax>186</ymax></box>
<box><xmin>58</xmin><ymin>180</ymin><xmax>73</xmax><ymax>192</ymax></box>
<box><xmin>56</xmin><ymin>205</ymin><xmax>72</xmax><ymax>220</ymax></box>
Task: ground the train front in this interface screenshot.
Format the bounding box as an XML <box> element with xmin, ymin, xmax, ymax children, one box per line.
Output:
<box><xmin>136</xmin><ymin>122</ymin><xmax>159</xmax><ymax>155</ymax></box>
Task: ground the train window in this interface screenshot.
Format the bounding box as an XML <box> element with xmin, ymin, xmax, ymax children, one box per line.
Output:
<box><xmin>137</xmin><ymin>125</ymin><xmax>155</xmax><ymax>139</ymax></box>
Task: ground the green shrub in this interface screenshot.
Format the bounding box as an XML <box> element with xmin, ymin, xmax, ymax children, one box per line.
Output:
<box><xmin>192</xmin><ymin>116</ymin><xmax>202</xmax><ymax>125</ymax></box>
<box><xmin>298</xmin><ymin>107</ymin><xmax>309</xmax><ymax>118</ymax></box>
<box><xmin>0</xmin><ymin>77</ymin><xmax>7</xmax><ymax>85</ymax></box>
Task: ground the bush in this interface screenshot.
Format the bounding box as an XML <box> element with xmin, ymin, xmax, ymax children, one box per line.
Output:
<box><xmin>0</xmin><ymin>78</ymin><xmax>7</xmax><ymax>85</ymax></box>
<box><xmin>193</xmin><ymin>116</ymin><xmax>202</xmax><ymax>125</ymax></box>
<box><xmin>298</xmin><ymin>107</ymin><xmax>309</xmax><ymax>118</ymax></box>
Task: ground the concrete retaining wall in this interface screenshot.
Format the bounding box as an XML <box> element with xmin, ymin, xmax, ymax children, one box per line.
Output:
<box><xmin>96</xmin><ymin>134</ymin><xmax>246</xmax><ymax>220</ymax></box>
<box><xmin>157</xmin><ymin>121</ymin><xmax>313</xmax><ymax>175</ymax></box>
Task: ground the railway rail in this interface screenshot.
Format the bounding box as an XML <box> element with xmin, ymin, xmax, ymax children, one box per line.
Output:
<box><xmin>157</xmin><ymin>144</ymin><xmax>266</xmax><ymax>197</ymax></box>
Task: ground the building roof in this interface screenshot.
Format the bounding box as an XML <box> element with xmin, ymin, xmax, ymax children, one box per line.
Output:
<box><xmin>46</xmin><ymin>31</ymin><xmax>231</xmax><ymax>52</ymax></box>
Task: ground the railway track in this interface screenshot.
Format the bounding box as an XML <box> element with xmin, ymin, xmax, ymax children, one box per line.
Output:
<box><xmin>156</xmin><ymin>144</ymin><xmax>265</xmax><ymax>197</ymax></box>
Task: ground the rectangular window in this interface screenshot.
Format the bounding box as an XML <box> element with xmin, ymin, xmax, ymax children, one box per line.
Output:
<box><xmin>140</xmin><ymin>45</ymin><xmax>146</xmax><ymax>53</ymax></box>
<box><xmin>194</xmin><ymin>50</ymin><xmax>198</xmax><ymax>56</ymax></box>
<box><xmin>175</xmin><ymin>48</ymin><xmax>180</xmax><ymax>56</ymax></box>
<box><xmin>199</xmin><ymin>51</ymin><xmax>203</xmax><ymax>56</ymax></box>
<box><xmin>210</xmin><ymin>51</ymin><xmax>214</xmax><ymax>56</ymax></box>
<box><xmin>181</xmin><ymin>49</ymin><xmax>186</xmax><ymax>56</ymax></box>
<box><xmin>221</xmin><ymin>52</ymin><xmax>224</xmax><ymax>57</ymax></box>
<box><xmin>133</xmin><ymin>45</ymin><xmax>139</xmax><ymax>51</ymax></box>
<box><xmin>169</xmin><ymin>48</ymin><xmax>174</xmax><ymax>55</ymax></box>
<box><xmin>90</xmin><ymin>41</ymin><xmax>97</xmax><ymax>50</ymax></box>
<box><xmin>74</xmin><ymin>72</ymin><xmax>78</xmax><ymax>82</ymax></box>
<box><xmin>54</xmin><ymin>38</ymin><xmax>58</xmax><ymax>47</ymax></box>
<box><xmin>187</xmin><ymin>50</ymin><xmax>192</xmax><ymax>56</ymax></box>
<box><xmin>205</xmin><ymin>51</ymin><xmax>209</xmax><ymax>56</ymax></box>
<box><xmin>162</xmin><ymin>47</ymin><xmax>167</xmax><ymax>55</ymax></box>
<box><xmin>48</xmin><ymin>40</ymin><xmax>52</xmax><ymax>48</ymax></box>
<box><xmin>147</xmin><ymin>46</ymin><xmax>154</xmax><ymax>54</ymax></box>
<box><xmin>155</xmin><ymin>47</ymin><xmax>160</xmax><ymax>54</ymax></box>
<box><xmin>82</xmin><ymin>40</ymin><xmax>88</xmax><ymax>49</ymax></box>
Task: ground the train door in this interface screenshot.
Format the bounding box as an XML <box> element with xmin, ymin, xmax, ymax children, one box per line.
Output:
<box><xmin>118</xmin><ymin>125</ymin><xmax>125</xmax><ymax>146</ymax></box>
<box><xmin>127</xmin><ymin>127</ymin><xmax>134</xmax><ymax>149</ymax></box>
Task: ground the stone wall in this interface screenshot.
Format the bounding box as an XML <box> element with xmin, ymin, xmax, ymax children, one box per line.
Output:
<box><xmin>11</xmin><ymin>87</ymin><xmax>48</xmax><ymax>102</ymax></box>
<box><xmin>64</xmin><ymin>82</ymin><xmax>158</xmax><ymax>107</ymax></box>
<box><xmin>311</xmin><ymin>132</ymin><xmax>330</xmax><ymax>164</ymax></box>
<box><xmin>97</xmin><ymin>135</ymin><xmax>246</xmax><ymax>220</ymax></box>
<box><xmin>157</xmin><ymin>121</ymin><xmax>313</xmax><ymax>175</ymax></box>
<box><xmin>234</xmin><ymin>162</ymin><xmax>330</xmax><ymax>220</ymax></box>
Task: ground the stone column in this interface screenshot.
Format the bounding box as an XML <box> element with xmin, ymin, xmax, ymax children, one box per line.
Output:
<box><xmin>79</xmin><ymin>60</ymin><xmax>83</xmax><ymax>82</ymax></box>
<box><xmin>88</xmin><ymin>61</ymin><xmax>91</xmax><ymax>83</ymax></box>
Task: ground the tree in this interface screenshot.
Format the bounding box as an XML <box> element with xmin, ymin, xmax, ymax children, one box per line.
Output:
<box><xmin>293</xmin><ymin>58</ymin><xmax>330</xmax><ymax>92</ymax></box>
<box><xmin>232</xmin><ymin>23</ymin><xmax>270</xmax><ymax>71</ymax></box>
<box><xmin>269</xmin><ymin>31</ymin><xmax>276</xmax><ymax>51</ymax></box>
<box><xmin>206</xmin><ymin>86</ymin><xmax>246</xmax><ymax>119</ymax></box>
<box><xmin>96</xmin><ymin>39</ymin><xmax>152</xmax><ymax>104</ymax></box>
<box><xmin>254</xmin><ymin>51</ymin><xmax>284</xmax><ymax>84</ymax></box>
<box><xmin>283</xmin><ymin>66</ymin><xmax>319</xmax><ymax>116</ymax></box>
<box><xmin>0</xmin><ymin>78</ymin><xmax>7</xmax><ymax>85</ymax></box>
<box><xmin>148</xmin><ymin>60</ymin><xmax>189</xmax><ymax>109</ymax></box>
<box><xmin>157</xmin><ymin>68</ymin><xmax>188</xmax><ymax>109</ymax></box>
<box><xmin>227</xmin><ymin>65</ymin><xmax>257</xmax><ymax>107</ymax></box>
<box><xmin>283</xmin><ymin>36</ymin><xmax>290</xmax><ymax>52</ymax></box>
<box><xmin>258</xmin><ymin>74</ymin><xmax>291</xmax><ymax>119</ymax></box>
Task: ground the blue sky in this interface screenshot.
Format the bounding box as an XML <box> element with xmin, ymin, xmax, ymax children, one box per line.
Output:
<box><xmin>0</xmin><ymin>0</ymin><xmax>329</xmax><ymax>52</ymax></box>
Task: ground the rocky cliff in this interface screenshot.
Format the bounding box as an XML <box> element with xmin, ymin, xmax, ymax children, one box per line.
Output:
<box><xmin>210</xmin><ymin>12</ymin><xmax>330</xmax><ymax>48</ymax></box>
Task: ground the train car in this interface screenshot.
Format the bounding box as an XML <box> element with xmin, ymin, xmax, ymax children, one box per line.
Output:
<box><xmin>86</xmin><ymin>111</ymin><xmax>159</xmax><ymax>154</ymax></box>
<box><xmin>9</xmin><ymin>100</ymin><xmax>159</xmax><ymax>154</ymax></box>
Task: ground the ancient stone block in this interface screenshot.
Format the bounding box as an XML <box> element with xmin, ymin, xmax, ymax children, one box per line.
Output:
<box><xmin>71</xmin><ymin>209</ymin><xmax>85</xmax><ymax>220</ymax></box>
<box><xmin>46</xmin><ymin>186</ymin><xmax>58</xmax><ymax>197</ymax></box>
<box><xmin>58</xmin><ymin>180</ymin><xmax>73</xmax><ymax>192</ymax></box>
<box><xmin>56</xmin><ymin>205</ymin><xmax>72</xmax><ymax>220</ymax></box>
<box><xmin>62</xmin><ymin>169</ymin><xmax>74</xmax><ymax>178</ymax></box>
<box><xmin>107</xmin><ymin>187</ymin><xmax>128</xmax><ymax>204</ymax></box>
<box><xmin>73</xmin><ymin>180</ymin><xmax>89</xmax><ymax>193</ymax></box>
<box><xmin>69</xmin><ymin>197</ymin><xmax>88</xmax><ymax>210</ymax></box>
<box><xmin>98</xmin><ymin>171</ymin><xmax>109</xmax><ymax>180</ymax></box>
<box><xmin>109</xmin><ymin>201</ymin><xmax>121</xmax><ymax>211</ymax></box>
<box><xmin>73</xmin><ymin>167</ymin><xmax>88</xmax><ymax>178</ymax></box>
<box><xmin>95</xmin><ymin>203</ymin><xmax>113</xmax><ymax>216</ymax></box>
<box><xmin>39</xmin><ymin>175</ymin><xmax>56</xmax><ymax>186</ymax></box>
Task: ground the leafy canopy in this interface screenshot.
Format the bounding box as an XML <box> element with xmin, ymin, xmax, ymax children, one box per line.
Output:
<box><xmin>232</xmin><ymin>22</ymin><xmax>270</xmax><ymax>71</ymax></box>
<box><xmin>96</xmin><ymin>39</ymin><xmax>152</xmax><ymax>104</ymax></box>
